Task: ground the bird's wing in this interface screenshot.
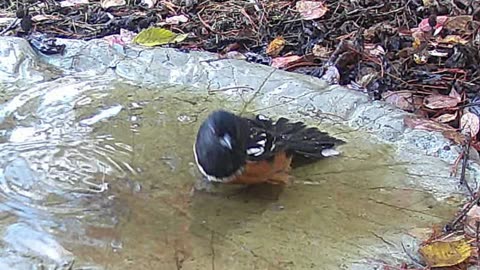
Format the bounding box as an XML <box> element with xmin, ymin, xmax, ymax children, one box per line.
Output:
<box><xmin>244</xmin><ymin>114</ymin><xmax>281</xmax><ymax>161</ymax></box>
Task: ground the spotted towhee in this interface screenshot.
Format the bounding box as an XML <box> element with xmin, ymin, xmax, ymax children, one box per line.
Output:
<box><xmin>193</xmin><ymin>110</ymin><xmax>345</xmax><ymax>185</ymax></box>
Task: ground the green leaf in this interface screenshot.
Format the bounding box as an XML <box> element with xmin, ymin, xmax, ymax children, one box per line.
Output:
<box><xmin>133</xmin><ymin>27</ymin><xmax>188</xmax><ymax>47</ymax></box>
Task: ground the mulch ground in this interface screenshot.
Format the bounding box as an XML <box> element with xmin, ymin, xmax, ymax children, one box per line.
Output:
<box><xmin>2</xmin><ymin>0</ymin><xmax>480</xmax><ymax>268</ymax></box>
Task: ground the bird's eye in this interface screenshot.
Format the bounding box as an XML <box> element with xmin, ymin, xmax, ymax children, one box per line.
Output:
<box><xmin>219</xmin><ymin>133</ymin><xmax>232</xmax><ymax>149</ymax></box>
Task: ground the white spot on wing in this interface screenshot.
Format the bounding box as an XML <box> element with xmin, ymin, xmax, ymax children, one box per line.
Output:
<box><xmin>257</xmin><ymin>114</ymin><xmax>269</xmax><ymax>121</ymax></box>
<box><xmin>247</xmin><ymin>147</ymin><xmax>264</xmax><ymax>156</ymax></box>
<box><xmin>321</xmin><ymin>149</ymin><xmax>340</xmax><ymax>157</ymax></box>
<box><xmin>256</xmin><ymin>139</ymin><xmax>266</xmax><ymax>147</ymax></box>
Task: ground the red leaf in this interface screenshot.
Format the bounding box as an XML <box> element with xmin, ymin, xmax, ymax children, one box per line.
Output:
<box><xmin>271</xmin><ymin>55</ymin><xmax>302</xmax><ymax>68</ymax></box>
<box><xmin>433</xmin><ymin>112</ymin><xmax>457</xmax><ymax>123</ymax></box>
<box><xmin>404</xmin><ymin>116</ymin><xmax>456</xmax><ymax>132</ymax></box>
<box><xmin>382</xmin><ymin>91</ymin><xmax>422</xmax><ymax>112</ymax></box>
<box><xmin>423</xmin><ymin>94</ymin><xmax>460</xmax><ymax>109</ymax></box>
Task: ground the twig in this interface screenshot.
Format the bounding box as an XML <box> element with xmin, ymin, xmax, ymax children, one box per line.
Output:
<box><xmin>460</xmin><ymin>134</ymin><xmax>474</xmax><ymax>198</ymax></box>
<box><xmin>0</xmin><ymin>18</ymin><xmax>19</xmax><ymax>36</ymax></box>
<box><xmin>239</xmin><ymin>68</ymin><xmax>276</xmax><ymax>115</ymax></box>
<box><xmin>445</xmin><ymin>194</ymin><xmax>480</xmax><ymax>231</ymax></box>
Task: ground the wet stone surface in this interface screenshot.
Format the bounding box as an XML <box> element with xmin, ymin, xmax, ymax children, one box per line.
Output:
<box><xmin>0</xmin><ymin>36</ymin><xmax>475</xmax><ymax>269</ymax></box>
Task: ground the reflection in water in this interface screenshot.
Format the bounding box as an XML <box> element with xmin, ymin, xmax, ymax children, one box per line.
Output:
<box><xmin>0</xmin><ymin>76</ymin><xmax>456</xmax><ymax>269</ymax></box>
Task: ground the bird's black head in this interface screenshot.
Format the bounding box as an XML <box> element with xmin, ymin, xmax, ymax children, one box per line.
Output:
<box><xmin>194</xmin><ymin>110</ymin><xmax>248</xmax><ymax>181</ymax></box>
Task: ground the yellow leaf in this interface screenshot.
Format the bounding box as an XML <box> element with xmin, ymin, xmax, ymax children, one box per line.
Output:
<box><xmin>438</xmin><ymin>35</ymin><xmax>469</xmax><ymax>45</ymax></box>
<box><xmin>133</xmin><ymin>27</ymin><xmax>188</xmax><ymax>47</ymax></box>
<box><xmin>266</xmin><ymin>36</ymin><xmax>285</xmax><ymax>57</ymax></box>
<box><xmin>422</xmin><ymin>0</ymin><xmax>433</xmax><ymax>6</ymax></box>
<box><xmin>419</xmin><ymin>238</ymin><xmax>472</xmax><ymax>267</ymax></box>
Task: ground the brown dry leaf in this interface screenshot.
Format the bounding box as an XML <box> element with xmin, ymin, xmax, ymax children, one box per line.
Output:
<box><xmin>296</xmin><ymin>1</ymin><xmax>328</xmax><ymax>20</ymax></box>
<box><xmin>449</xmin><ymin>87</ymin><xmax>462</xmax><ymax>101</ymax></box>
<box><xmin>419</xmin><ymin>238</ymin><xmax>472</xmax><ymax>267</ymax></box>
<box><xmin>465</xmin><ymin>205</ymin><xmax>480</xmax><ymax>238</ymax></box>
<box><xmin>312</xmin><ymin>44</ymin><xmax>330</xmax><ymax>58</ymax></box>
<box><xmin>382</xmin><ymin>91</ymin><xmax>421</xmax><ymax>112</ymax></box>
<box><xmin>404</xmin><ymin>116</ymin><xmax>456</xmax><ymax>132</ymax></box>
<box><xmin>434</xmin><ymin>112</ymin><xmax>457</xmax><ymax>123</ymax></box>
<box><xmin>101</xmin><ymin>0</ymin><xmax>125</xmax><ymax>9</ymax></box>
<box><xmin>444</xmin><ymin>15</ymin><xmax>473</xmax><ymax>32</ymax></box>
<box><xmin>424</xmin><ymin>94</ymin><xmax>460</xmax><ymax>109</ymax></box>
<box><xmin>408</xmin><ymin>227</ymin><xmax>434</xmax><ymax>240</ymax></box>
<box><xmin>460</xmin><ymin>112</ymin><xmax>480</xmax><ymax>137</ymax></box>
<box><xmin>266</xmin><ymin>36</ymin><xmax>286</xmax><ymax>57</ymax></box>
<box><xmin>271</xmin><ymin>55</ymin><xmax>302</xmax><ymax>68</ymax></box>
<box><xmin>442</xmin><ymin>130</ymin><xmax>466</xmax><ymax>144</ymax></box>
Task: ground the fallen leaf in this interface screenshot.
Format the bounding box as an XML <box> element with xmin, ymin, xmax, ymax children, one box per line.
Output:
<box><xmin>31</xmin><ymin>14</ymin><xmax>61</xmax><ymax>22</ymax></box>
<box><xmin>312</xmin><ymin>44</ymin><xmax>330</xmax><ymax>58</ymax></box>
<box><xmin>271</xmin><ymin>55</ymin><xmax>302</xmax><ymax>68</ymax></box>
<box><xmin>219</xmin><ymin>51</ymin><xmax>247</xmax><ymax>60</ymax></box>
<box><xmin>59</xmin><ymin>0</ymin><xmax>89</xmax><ymax>7</ymax></box>
<box><xmin>444</xmin><ymin>15</ymin><xmax>473</xmax><ymax>32</ymax></box>
<box><xmin>367</xmin><ymin>44</ymin><xmax>385</xmax><ymax>56</ymax></box>
<box><xmin>449</xmin><ymin>87</ymin><xmax>462</xmax><ymax>100</ymax></box>
<box><xmin>419</xmin><ymin>238</ymin><xmax>472</xmax><ymax>267</ymax></box>
<box><xmin>321</xmin><ymin>65</ymin><xmax>340</xmax><ymax>84</ymax></box>
<box><xmin>165</xmin><ymin>15</ymin><xmax>188</xmax><ymax>25</ymax></box>
<box><xmin>422</xmin><ymin>0</ymin><xmax>433</xmax><ymax>6</ymax></box>
<box><xmin>465</xmin><ymin>205</ymin><xmax>480</xmax><ymax>238</ymax></box>
<box><xmin>404</xmin><ymin>116</ymin><xmax>456</xmax><ymax>132</ymax></box>
<box><xmin>424</xmin><ymin>94</ymin><xmax>460</xmax><ymax>109</ymax></box>
<box><xmin>133</xmin><ymin>27</ymin><xmax>188</xmax><ymax>47</ymax></box>
<box><xmin>101</xmin><ymin>0</ymin><xmax>125</xmax><ymax>8</ymax></box>
<box><xmin>103</xmin><ymin>28</ymin><xmax>136</xmax><ymax>46</ymax></box>
<box><xmin>460</xmin><ymin>112</ymin><xmax>480</xmax><ymax>137</ymax></box>
<box><xmin>296</xmin><ymin>1</ymin><xmax>328</xmax><ymax>20</ymax></box>
<box><xmin>408</xmin><ymin>227</ymin><xmax>434</xmax><ymax>240</ymax></box>
<box><xmin>442</xmin><ymin>130</ymin><xmax>466</xmax><ymax>144</ymax></box>
<box><xmin>434</xmin><ymin>112</ymin><xmax>457</xmax><ymax>123</ymax></box>
<box><xmin>382</xmin><ymin>91</ymin><xmax>421</xmax><ymax>112</ymax></box>
<box><xmin>437</xmin><ymin>35</ymin><xmax>469</xmax><ymax>45</ymax></box>
<box><xmin>412</xmin><ymin>36</ymin><xmax>422</xmax><ymax>49</ymax></box>
<box><xmin>412</xmin><ymin>31</ymin><xmax>427</xmax><ymax>46</ymax></box>
<box><xmin>266</xmin><ymin>36</ymin><xmax>286</xmax><ymax>57</ymax></box>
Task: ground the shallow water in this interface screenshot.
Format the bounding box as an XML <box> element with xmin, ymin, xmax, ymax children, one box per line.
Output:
<box><xmin>0</xmin><ymin>76</ymin><xmax>456</xmax><ymax>269</ymax></box>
